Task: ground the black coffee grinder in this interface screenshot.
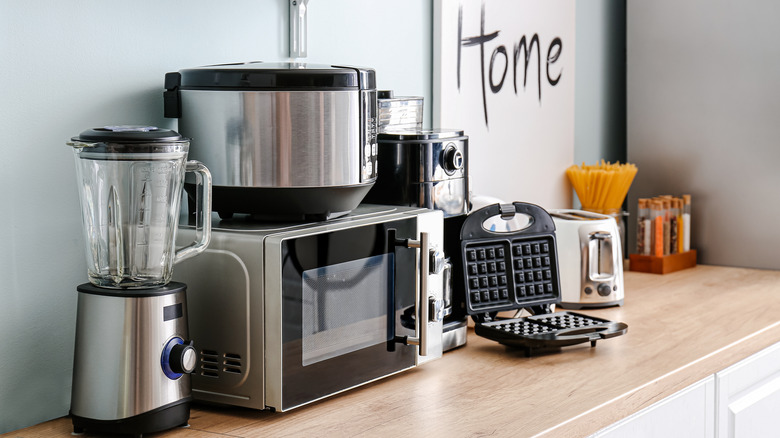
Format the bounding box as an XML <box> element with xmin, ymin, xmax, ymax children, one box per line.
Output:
<box><xmin>364</xmin><ymin>128</ymin><xmax>470</xmax><ymax>350</ymax></box>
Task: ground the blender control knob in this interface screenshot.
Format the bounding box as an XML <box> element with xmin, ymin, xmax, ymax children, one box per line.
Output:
<box><xmin>597</xmin><ymin>283</ymin><xmax>612</xmax><ymax>297</ymax></box>
<box><xmin>162</xmin><ymin>337</ymin><xmax>196</xmax><ymax>379</ymax></box>
<box><xmin>442</xmin><ymin>143</ymin><xmax>464</xmax><ymax>174</ymax></box>
<box><xmin>170</xmin><ymin>341</ymin><xmax>197</xmax><ymax>374</ymax></box>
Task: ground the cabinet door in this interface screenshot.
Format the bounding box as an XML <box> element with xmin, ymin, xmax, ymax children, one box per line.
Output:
<box><xmin>716</xmin><ymin>342</ymin><xmax>780</xmax><ymax>438</ymax></box>
<box><xmin>593</xmin><ymin>376</ymin><xmax>715</xmax><ymax>438</ymax></box>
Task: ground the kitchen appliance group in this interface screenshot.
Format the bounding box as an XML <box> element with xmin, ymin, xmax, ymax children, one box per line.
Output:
<box><xmin>66</xmin><ymin>62</ymin><xmax>626</xmax><ymax>437</ymax></box>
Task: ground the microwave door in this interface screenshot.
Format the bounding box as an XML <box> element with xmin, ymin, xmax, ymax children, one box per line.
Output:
<box><xmin>272</xmin><ymin>218</ymin><xmax>420</xmax><ymax>411</ymax></box>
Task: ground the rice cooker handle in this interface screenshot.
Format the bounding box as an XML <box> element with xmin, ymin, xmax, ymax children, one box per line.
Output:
<box><xmin>163</xmin><ymin>72</ymin><xmax>182</xmax><ymax>118</ymax></box>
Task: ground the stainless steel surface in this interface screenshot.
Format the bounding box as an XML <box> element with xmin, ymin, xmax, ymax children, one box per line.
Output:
<box><xmin>173</xmin><ymin>206</ymin><xmax>444</xmax><ymax>410</ymax></box>
<box><xmin>368</xmin><ymin>130</ymin><xmax>469</xmax><ymax>218</ymax></box>
<box><xmin>70</xmin><ymin>290</ymin><xmax>191</xmax><ymax>420</ymax></box>
<box><xmin>429</xmin><ymin>179</ymin><xmax>470</xmax><ymax>217</ymax></box>
<box><xmin>405</xmin><ymin>232</ymin><xmax>429</xmax><ymax>356</ymax></box>
<box><xmin>551</xmin><ymin>209</ymin><xmax>624</xmax><ymax>309</ymax></box>
<box><xmin>289</xmin><ymin>0</ymin><xmax>309</xmax><ymax>58</ymax></box>
<box><xmin>419</xmin><ymin>232</ymin><xmax>430</xmax><ymax>355</ymax></box>
<box><xmin>429</xmin><ymin>248</ymin><xmax>446</xmax><ymax>275</ymax></box>
<box><xmin>429</xmin><ymin>297</ymin><xmax>445</xmax><ymax>323</ymax></box>
<box><xmin>173</xmin><ymin>243</ymin><xmax>262</xmax><ymax>409</ymax></box>
<box><xmin>441</xmin><ymin>320</ymin><xmax>468</xmax><ymax>352</ymax></box>
<box><xmin>413</xmin><ymin>210</ymin><xmax>445</xmax><ymax>365</ymax></box>
<box><xmin>579</xmin><ymin>224</ymin><xmax>621</xmax><ymax>303</ymax></box>
<box><xmin>442</xmin><ymin>261</ymin><xmax>453</xmax><ymax>317</ymax></box>
<box><xmin>179</xmin><ymin>90</ymin><xmax>363</xmax><ymax>188</ymax></box>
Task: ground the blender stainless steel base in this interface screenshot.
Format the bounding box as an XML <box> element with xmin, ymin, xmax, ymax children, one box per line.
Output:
<box><xmin>71</xmin><ymin>400</ymin><xmax>190</xmax><ymax>438</ymax></box>
<box><xmin>70</xmin><ymin>282</ymin><xmax>196</xmax><ymax>437</ymax></box>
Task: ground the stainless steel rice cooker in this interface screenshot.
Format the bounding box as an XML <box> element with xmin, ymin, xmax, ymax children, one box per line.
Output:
<box><xmin>164</xmin><ymin>62</ymin><xmax>377</xmax><ymax>221</ymax></box>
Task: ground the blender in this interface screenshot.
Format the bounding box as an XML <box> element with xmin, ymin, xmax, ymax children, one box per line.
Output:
<box><xmin>67</xmin><ymin>126</ymin><xmax>211</xmax><ymax>437</ymax></box>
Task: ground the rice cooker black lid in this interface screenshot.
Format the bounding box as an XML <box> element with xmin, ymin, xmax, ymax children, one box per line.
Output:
<box><xmin>71</xmin><ymin>126</ymin><xmax>187</xmax><ymax>143</ymax></box>
<box><xmin>174</xmin><ymin>61</ymin><xmax>376</xmax><ymax>90</ymax></box>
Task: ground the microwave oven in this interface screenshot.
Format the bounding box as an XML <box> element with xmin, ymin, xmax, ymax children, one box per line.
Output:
<box><xmin>173</xmin><ymin>205</ymin><xmax>444</xmax><ymax>411</ymax></box>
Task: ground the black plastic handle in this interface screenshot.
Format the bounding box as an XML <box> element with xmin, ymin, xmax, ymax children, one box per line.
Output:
<box><xmin>460</xmin><ymin>202</ymin><xmax>556</xmax><ymax>241</ymax></box>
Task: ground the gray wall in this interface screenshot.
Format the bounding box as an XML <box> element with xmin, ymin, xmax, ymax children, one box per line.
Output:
<box><xmin>627</xmin><ymin>0</ymin><xmax>780</xmax><ymax>268</ymax></box>
<box><xmin>0</xmin><ymin>0</ymin><xmax>620</xmax><ymax>432</ymax></box>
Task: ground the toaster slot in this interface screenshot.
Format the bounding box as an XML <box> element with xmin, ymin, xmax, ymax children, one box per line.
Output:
<box><xmin>588</xmin><ymin>232</ymin><xmax>614</xmax><ymax>280</ymax></box>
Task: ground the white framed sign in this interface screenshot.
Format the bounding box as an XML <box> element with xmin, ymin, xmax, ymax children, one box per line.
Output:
<box><xmin>433</xmin><ymin>0</ymin><xmax>576</xmax><ymax>209</ymax></box>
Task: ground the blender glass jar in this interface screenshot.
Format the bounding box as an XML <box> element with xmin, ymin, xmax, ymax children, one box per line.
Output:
<box><xmin>68</xmin><ymin>126</ymin><xmax>211</xmax><ymax>288</ymax></box>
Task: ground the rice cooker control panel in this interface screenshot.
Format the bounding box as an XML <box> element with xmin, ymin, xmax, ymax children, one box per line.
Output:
<box><xmin>361</xmin><ymin>89</ymin><xmax>378</xmax><ymax>182</ymax></box>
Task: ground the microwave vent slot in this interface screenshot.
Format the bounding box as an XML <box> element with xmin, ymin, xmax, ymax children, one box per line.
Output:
<box><xmin>197</xmin><ymin>349</ymin><xmax>243</xmax><ymax>377</ymax></box>
<box><xmin>200</xmin><ymin>349</ymin><xmax>220</xmax><ymax>378</ymax></box>
<box><xmin>223</xmin><ymin>353</ymin><xmax>242</xmax><ymax>374</ymax></box>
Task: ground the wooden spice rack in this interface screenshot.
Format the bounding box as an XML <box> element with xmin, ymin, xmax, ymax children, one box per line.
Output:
<box><xmin>629</xmin><ymin>250</ymin><xmax>697</xmax><ymax>274</ymax></box>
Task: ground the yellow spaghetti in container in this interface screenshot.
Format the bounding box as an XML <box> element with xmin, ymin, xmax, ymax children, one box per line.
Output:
<box><xmin>566</xmin><ymin>160</ymin><xmax>638</xmax><ymax>212</ymax></box>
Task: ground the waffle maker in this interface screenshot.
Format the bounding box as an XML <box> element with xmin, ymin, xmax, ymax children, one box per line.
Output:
<box><xmin>450</xmin><ymin>202</ymin><xmax>627</xmax><ymax>356</ymax></box>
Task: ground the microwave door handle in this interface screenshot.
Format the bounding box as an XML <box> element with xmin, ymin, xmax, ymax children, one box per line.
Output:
<box><xmin>405</xmin><ymin>232</ymin><xmax>430</xmax><ymax>356</ymax></box>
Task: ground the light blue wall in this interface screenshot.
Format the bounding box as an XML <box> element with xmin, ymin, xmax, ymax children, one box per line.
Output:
<box><xmin>573</xmin><ymin>0</ymin><xmax>627</xmax><ymax>208</ymax></box>
<box><xmin>0</xmin><ymin>0</ymin><xmax>620</xmax><ymax>433</ymax></box>
<box><xmin>0</xmin><ymin>1</ymin><xmax>430</xmax><ymax>432</ymax></box>
<box><xmin>306</xmin><ymin>0</ymin><xmax>433</xmax><ymax>128</ymax></box>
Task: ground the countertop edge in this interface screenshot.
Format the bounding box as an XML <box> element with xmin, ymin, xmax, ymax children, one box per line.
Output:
<box><xmin>538</xmin><ymin>321</ymin><xmax>780</xmax><ymax>437</ymax></box>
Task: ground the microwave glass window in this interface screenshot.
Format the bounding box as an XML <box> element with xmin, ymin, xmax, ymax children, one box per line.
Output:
<box><xmin>280</xmin><ymin>218</ymin><xmax>417</xmax><ymax>410</ymax></box>
<box><xmin>301</xmin><ymin>253</ymin><xmax>394</xmax><ymax>366</ymax></box>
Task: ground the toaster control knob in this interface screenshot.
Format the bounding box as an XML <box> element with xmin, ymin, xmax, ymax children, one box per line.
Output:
<box><xmin>597</xmin><ymin>283</ymin><xmax>612</xmax><ymax>297</ymax></box>
<box><xmin>442</xmin><ymin>144</ymin><xmax>464</xmax><ymax>175</ymax></box>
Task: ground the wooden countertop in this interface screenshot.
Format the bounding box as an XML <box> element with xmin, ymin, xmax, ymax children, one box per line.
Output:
<box><xmin>8</xmin><ymin>265</ymin><xmax>780</xmax><ymax>438</ymax></box>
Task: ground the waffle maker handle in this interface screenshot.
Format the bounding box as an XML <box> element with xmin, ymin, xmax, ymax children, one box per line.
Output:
<box><xmin>460</xmin><ymin>202</ymin><xmax>557</xmax><ymax>240</ymax></box>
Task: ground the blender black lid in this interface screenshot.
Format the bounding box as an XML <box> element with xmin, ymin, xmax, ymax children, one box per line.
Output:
<box><xmin>171</xmin><ymin>61</ymin><xmax>376</xmax><ymax>90</ymax></box>
<box><xmin>72</xmin><ymin>126</ymin><xmax>187</xmax><ymax>143</ymax></box>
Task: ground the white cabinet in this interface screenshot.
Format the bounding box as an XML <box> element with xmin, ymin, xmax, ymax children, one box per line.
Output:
<box><xmin>592</xmin><ymin>377</ymin><xmax>715</xmax><ymax>438</ymax></box>
<box><xmin>592</xmin><ymin>342</ymin><xmax>780</xmax><ymax>438</ymax></box>
<box><xmin>716</xmin><ymin>342</ymin><xmax>780</xmax><ymax>438</ymax></box>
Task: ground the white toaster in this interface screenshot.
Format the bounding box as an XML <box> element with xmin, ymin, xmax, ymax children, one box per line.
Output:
<box><xmin>550</xmin><ymin>209</ymin><xmax>624</xmax><ymax>309</ymax></box>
